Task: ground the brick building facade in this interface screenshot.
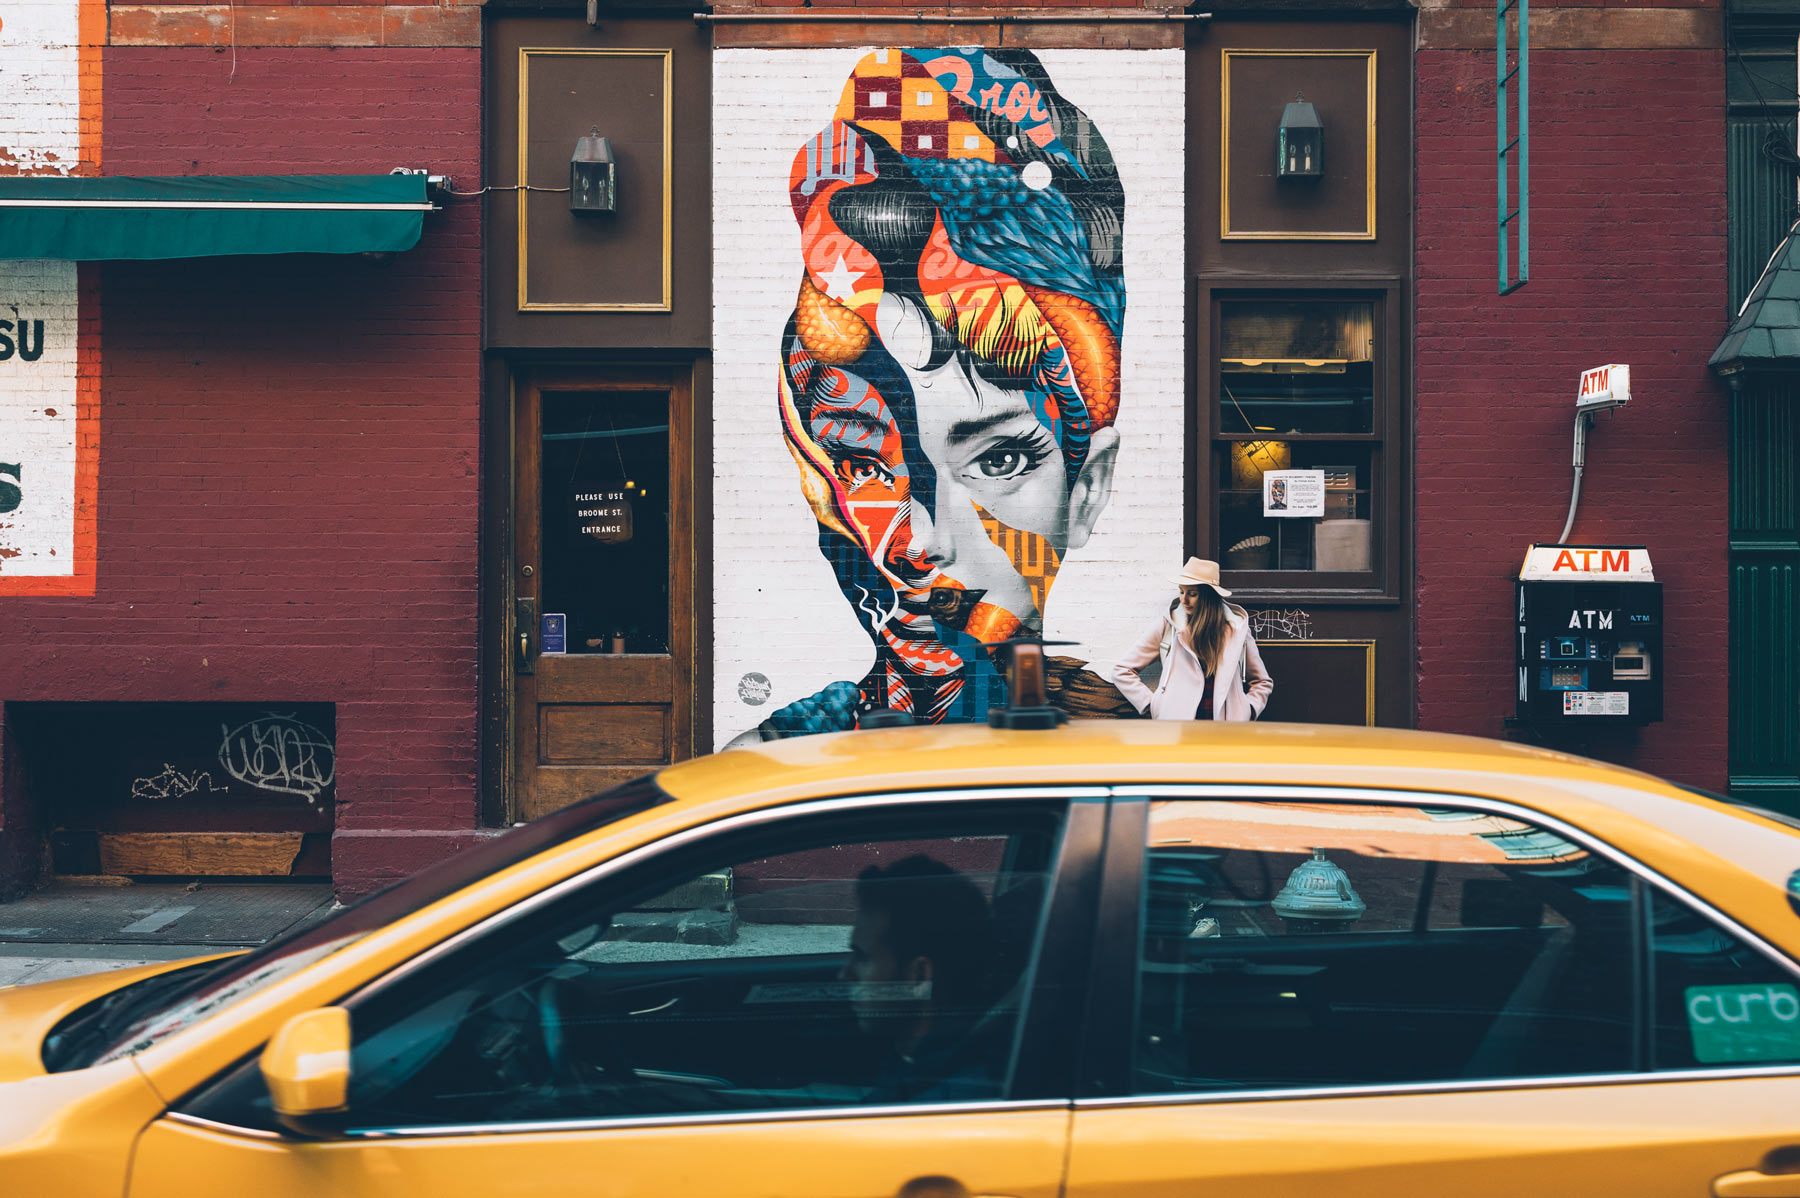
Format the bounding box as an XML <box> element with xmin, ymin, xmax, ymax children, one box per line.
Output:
<box><xmin>0</xmin><ymin>0</ymin><xmax>1738</xmax><ymax>899</ymax></box>
<box><xmin>1414</xmin><ymin>4</ymin><xmax>1728</xmax><ymax>783</ymax></box>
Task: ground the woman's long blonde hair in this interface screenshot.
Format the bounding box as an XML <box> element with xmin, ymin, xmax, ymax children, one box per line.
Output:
<box><xmin>1183</xmin><ymin>585</ymin><xmax>1231</xmax><ymax>676</ymax></box>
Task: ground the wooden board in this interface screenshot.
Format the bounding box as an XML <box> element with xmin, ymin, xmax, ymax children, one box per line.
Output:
<box><xmin>98</xmin><ymin>832</ymin><xmax>305</xmax><ymax>877</ymax></box>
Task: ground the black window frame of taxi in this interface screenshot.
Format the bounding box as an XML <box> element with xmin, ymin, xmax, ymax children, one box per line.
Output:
<box><xmin>169</xmin><ymin>787</ymin><xmax>1111</xmax><ymax>1139</ymax></box>
<box><xmin>1076</xmin><ymin>787</ymin><xmax>1800</xmax><ymax>1105</ymax></box>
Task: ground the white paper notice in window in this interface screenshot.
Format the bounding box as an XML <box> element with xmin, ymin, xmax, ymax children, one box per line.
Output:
<box><xmin>1263</xmin><ymin>469</ymin><xmax>1325</xmax><ymax>518</ymax></box>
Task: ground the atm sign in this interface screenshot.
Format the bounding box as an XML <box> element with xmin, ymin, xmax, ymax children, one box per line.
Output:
<box><xmin>1520</xmin><ymin>544</ymin><xmax>1656</xmax><ymax>581</ymax></box>
<box><xmin>1553</xmin><ymin>548</ymin><xmax>1631</xmax><ymax>573</ymax></box>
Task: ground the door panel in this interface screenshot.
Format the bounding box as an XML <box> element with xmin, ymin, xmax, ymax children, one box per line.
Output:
<box><xmin>133</xmin><ymin>799</ymin><xmax>1088</xmax><ymax>1198</ymax></box>
<box><xmin>1079</xmin><ymin>791</ymin><xmax>1800</xmax><ymax>1195</ymax></box>
<box><xmin>539</xmin><ymin>704</ymin><xmax>667</xmax><ymax>764</ymax></box>
<box><xmin>1066</xmin><ymin>1079</ymin><xmax>1800</xmax><ymax>1198</ymax></box>
<box><xmin>135</xmin><ymin>1109</ymin><xmax>1070</xmax><ymax>1198</ymax></box>
<box><xmin>513</xmin><ymin>368</ymin><xmax>694</xmax><ymax>820</ymax></box>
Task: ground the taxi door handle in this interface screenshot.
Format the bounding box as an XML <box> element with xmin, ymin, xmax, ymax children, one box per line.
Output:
<box><xmin>1714</xmin><ymin>1169</ymin><xmax>1800</xmax><ymax>1197</ymax></box>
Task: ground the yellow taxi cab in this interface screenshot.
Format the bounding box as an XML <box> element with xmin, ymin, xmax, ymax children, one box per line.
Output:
<box><xmin>4</xmin><ymin>716</ymin><xmax>1800</xmax><ymax>1198</ymax></box>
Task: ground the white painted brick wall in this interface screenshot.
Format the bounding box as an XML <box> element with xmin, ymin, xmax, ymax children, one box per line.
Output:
<box><xmin>712</xmin><ymin>48</ymin><xmax>1186</xmax><ymax>747</ymax></box>
<box><xmin>0</xmin><ymin>0</ymin><xmax>80</xmax><ymax>174</ymax></box>
<box><xmin>0</xmin><ymin>260</ymin><xmax>78</xmax><ymax>573</ymax></box>
<box><xmin>0</xmin><ymin>0</ymin><xmax>82</xmax><ymax>579</ymax></box>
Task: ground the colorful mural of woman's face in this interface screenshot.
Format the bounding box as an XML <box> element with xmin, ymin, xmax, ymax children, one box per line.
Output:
<box><xmin>779</xmin><ymin>48</ymin><xmax>1125</xmax><ymax>726</ymax></box>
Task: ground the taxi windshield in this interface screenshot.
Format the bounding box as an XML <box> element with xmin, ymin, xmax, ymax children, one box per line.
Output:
<box><xmin>45</xmin><ymin>776</ymin><xmax>670</xmax><ymax>1072</ymax></box>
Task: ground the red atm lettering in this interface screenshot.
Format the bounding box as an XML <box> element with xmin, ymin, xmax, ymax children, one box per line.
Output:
<box><xmin>1601</xmin><ymin>549</ymin><xmax>1630</xmax><ymax>572</ymax></box>
<box><xmin>1553</xmin><ymin>550</ymin><xmax>1578</xmax><ymax>571</ymax></box>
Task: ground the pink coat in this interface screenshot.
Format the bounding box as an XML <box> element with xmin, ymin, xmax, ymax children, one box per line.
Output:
<box><xmin>1109</xmin><ymin>602</ymin><xmax>1274</xmax><ymax>721</ymax></box>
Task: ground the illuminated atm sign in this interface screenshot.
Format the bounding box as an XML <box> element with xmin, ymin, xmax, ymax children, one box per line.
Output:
<box><xmin>1520</xmin><ymin>544</ymin><xmax>1656</xmax><ymax>581</ymax></box>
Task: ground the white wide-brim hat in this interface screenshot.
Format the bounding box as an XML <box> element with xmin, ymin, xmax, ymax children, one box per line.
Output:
<box><xmin>1170</xmin><ymin>556</ymin><xmax>1232</xmax><ymax>598</ymax></box>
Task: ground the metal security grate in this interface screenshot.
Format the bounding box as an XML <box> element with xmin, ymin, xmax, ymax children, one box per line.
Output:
<box><xmin>1498</xmin><ymin>0</ymin><xmax>1529</xmax><ymax>294</ymax></box>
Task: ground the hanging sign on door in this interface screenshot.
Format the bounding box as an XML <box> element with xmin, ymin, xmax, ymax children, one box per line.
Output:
<box><xmin>571</xmin><ymin>485</ymin><xmax>634</xmax><ymax>545</ymax></box>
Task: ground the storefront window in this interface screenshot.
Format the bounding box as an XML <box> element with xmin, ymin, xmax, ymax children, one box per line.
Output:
<box><xmin>1218</xmin><ymin>301</ymin><xmax>1374</xmax><ymax>436</ymax></box>
<box><xmin>540</xmin><ymin>390</ymin><xmax>671</xmax><ymax>654</ymax></box>
<box><xmin>1214</xmin><ymin>298</ymin><xmax>1382</xmax><ymax>579</ymax></box>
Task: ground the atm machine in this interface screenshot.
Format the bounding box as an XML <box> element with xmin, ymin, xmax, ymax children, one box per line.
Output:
<box><xmin>1515</xmin><ymin>544</ymin><xmax>1662</xmax><ymax>728</ymax></box>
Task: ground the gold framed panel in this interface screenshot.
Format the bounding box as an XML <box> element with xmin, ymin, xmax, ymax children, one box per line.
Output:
<box><xmin>1257</xmin><ymin>638</ymin><xmax>1377</xmax><ymax>726</ymax></box>
<box><xmin>517</xmin><ymin>47</ymin><xmax>674</xmax><ymax>313</ymax></box>
<box><xmin>1220</xmin><ymin>49</ymin><xmax>1377</xmax><ymax>242</ymax></box>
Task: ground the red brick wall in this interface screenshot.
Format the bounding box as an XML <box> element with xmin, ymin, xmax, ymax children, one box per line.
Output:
<box><xmin>0</xmin><ymin>47</ymin><xmax>485</xmax><ymax>896</ymax></box>
<box><xmin>1415</xmin><ymin>45</ymin><xmax>1728</xmax><ymax>787</ymax></box>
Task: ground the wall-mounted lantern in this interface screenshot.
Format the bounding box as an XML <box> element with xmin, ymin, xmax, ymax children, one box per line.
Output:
<box><xmin>570</xmin><ymin>126</ymin><xmax>616</xmax><ymax>214</ymax></box>
<box><xmin>1277</xmin><ymin>94</ymin><xmax>1323</xmax><ymax>180</ymax></box>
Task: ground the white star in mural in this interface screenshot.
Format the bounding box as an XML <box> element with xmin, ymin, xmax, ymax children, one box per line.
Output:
<box><xmin>818</xmin><ymin>254</ymin><xmax>864</xmax><ymax>302</ymax></box>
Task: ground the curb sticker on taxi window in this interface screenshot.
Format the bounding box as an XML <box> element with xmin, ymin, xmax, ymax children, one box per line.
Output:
<box><xmin>1686</xmin><ymin>984</ymin><xmax>1800</xmax><ymax>1063</ymax></box>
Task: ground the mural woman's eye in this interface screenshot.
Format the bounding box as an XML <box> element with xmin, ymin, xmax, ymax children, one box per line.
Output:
<box><xmin>838</xmin><ymin>454</ymin><xmax>893</xmax><ymax>488</ymax></box>
<box><xmin>977</xmin><ymin>449</ymin><xmax>1028</xmax><ymax>478</ymax></box>
<box><xmin>971</xmin><ymin>440</ymin><xmax>1046</xmax><ymax>481</ymax></box>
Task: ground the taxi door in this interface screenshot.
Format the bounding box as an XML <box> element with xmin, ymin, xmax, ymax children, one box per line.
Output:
<box><xmin>128</xmin><ymin>793</ymin><xmax>1102</xmax><ymax>1198</ymax></box>
<box><xmin>1065</xmin><ymin>792</ymin><xmax>1800</xmax><ymax>1198</ymax></box>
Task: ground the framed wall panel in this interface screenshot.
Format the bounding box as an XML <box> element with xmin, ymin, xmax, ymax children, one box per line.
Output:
<box><xmin>1221</xmin><ymin>49</ymin><xmax>1377</xmax><ymax>241</ymax></box>
<box><xmin>1255</xmin><ymin>639</ymin><xmax>1377</xmax><ymax>726</ymax></box>
<box><xmin>518</xmin><ymin>47</ymin><xmax>673</xmax><ymax>312</ymax></box>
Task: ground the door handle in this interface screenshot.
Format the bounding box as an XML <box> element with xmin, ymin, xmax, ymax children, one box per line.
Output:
<box><xmin>896</xmin><ymin>1180</ymin><xmax>1017</xmax><ymax>1198</ymax></box>
<box><xmin>516</xmin><ymin>596</ymin><xmax>536</xmax><ymax>675</ymax></box>
<box><xmin>1715</xmin><ymin>1170</ymin><xmax>1800</xmax><ymax>1198</ymax></box>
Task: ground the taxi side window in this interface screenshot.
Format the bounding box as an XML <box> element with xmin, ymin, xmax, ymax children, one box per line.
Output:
<box><xmin>181</xmin><ymin>805</ymin><xmax>1062</xmax><ymax>1132</ymax></box>
<box><xmin>1648</xmin><ymin>887</ymin><xmax>1800</xmax><ymax>1070</ymax></box>
<box><xmin>1133</xmin><ymin>799</ymin><xmax>1638</xmax><ymax>1093</ymax></box>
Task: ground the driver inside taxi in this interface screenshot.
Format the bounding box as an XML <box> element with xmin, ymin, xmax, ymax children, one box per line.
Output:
<box><xmin>840</xmin><ymin>855</ymin><xmax>1003</xmax><ymax>1102</ymax></box>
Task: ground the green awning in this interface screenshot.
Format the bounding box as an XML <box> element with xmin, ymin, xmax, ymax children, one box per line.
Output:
<box><xmin>0</xmin><ymin>174</ymin><xmax>435</xmax><ymax>261</ymax></box>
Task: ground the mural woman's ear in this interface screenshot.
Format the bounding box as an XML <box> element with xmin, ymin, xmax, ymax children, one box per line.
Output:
<box><xmin>1064</xmin><ymin>424</ymin><xmax>1120</xmax><ymax>552</ymax></box>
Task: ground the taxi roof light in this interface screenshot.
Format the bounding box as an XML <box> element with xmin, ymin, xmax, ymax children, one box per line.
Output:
<box><xmin>988</xmin><ymin>638</ymin><xmax>1072</xmax><ymax>731</ymax></box>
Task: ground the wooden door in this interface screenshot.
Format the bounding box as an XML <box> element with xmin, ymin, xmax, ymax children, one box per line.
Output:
<box><xmin>512</xmin><ymin>367</ymin><xmax>692</xmax><ymax>819</ymax></box>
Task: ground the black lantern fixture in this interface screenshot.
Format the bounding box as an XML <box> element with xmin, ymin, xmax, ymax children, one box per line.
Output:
<box><xmin>1277</xmin><ymin>94</ymin><xmax>1323</xmax><ymax>180</ymax></box>
<box><xmin>569</xmin><ymin>126</ymin><xmax>616</xmax><ymax>214</ymax></box>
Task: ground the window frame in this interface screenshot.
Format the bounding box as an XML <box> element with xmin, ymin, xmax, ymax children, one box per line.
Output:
<box><xmin>1078</xmin><ymin>786</ymin><xmax>1800</xmax><ymax>1108</ymax></box>
<box><xmin>1197</xmin><ymin>278</ymin><xmax>1406</xmax><ymax>604</ymax></box>
<box><xmin>170</xmin><ymin>787</ymin><xmax>1109</xmax><ymax>1140</ymax></box>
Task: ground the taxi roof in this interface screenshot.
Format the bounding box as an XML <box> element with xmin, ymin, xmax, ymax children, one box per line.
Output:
<box><xmin>653</xmin><ymin>721</ymin><xmax>1800</xmax><ymax>906</ymax></box>
<box><xmin>657</xmin><ymin>720</ymin><xmax>1662</xmax><ymax>807</ymax></box>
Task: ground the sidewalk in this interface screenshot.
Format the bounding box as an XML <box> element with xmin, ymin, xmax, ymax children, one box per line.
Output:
<box><xmin>0</xmin><ymin>880</ymin><xmax>334</xmax><ymax>988</ymax></box>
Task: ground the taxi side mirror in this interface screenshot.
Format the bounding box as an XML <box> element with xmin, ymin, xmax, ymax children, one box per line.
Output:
<box><xmin>260</xmin><ymin>1007</ymin><xmax>351</xmax><ymax>1132</ymax></box>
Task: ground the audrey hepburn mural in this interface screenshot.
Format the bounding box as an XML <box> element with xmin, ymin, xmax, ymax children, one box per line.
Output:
<box><xmin>738</xmin><ymin>48</ymin><xmax>1130</xmax><ymax>740</ymax></box>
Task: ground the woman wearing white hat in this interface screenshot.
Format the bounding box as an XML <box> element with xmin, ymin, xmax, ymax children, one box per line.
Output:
<box><xmin>1109</xmin><ymin>557</ymin><xmax>1273</xmax><ymax>721</ymax></box>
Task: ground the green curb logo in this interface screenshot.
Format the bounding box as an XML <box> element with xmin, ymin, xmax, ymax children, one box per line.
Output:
<box><xmin>1686</xmin><ymin>984</ymin><xmax>1800</xmax><ymax>1064</ymax></box>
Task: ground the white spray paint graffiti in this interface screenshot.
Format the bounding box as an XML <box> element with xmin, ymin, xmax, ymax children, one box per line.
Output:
<box><xmin>217</xmin><ymin>714</ymin><xmax>336</xmax><ymax>803</ymax></box>
<box><xmin>1249</xmin><ymin>608</ymin><xmax>1315</xmax><ymax>640</ymax></box>
<box><xmin>130</xmin><ymin>764</ymin><xmax>230</xmax><ymax>802</ymax></box>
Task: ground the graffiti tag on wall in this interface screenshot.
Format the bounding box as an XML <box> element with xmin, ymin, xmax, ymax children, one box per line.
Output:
<box><xmin>130</xmin><ymin>765</ymin><xmax>230</xmax><ymax>802</ymax></box>
<box><xmin>218</xmin><ymin>714</ymin><xmax>336</xmax><ymax>803</ymax></box>
<box><xmin>742</xmin><ymin>48</ymin><xmax>1127</xmax><ymax>742</ymax></box>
